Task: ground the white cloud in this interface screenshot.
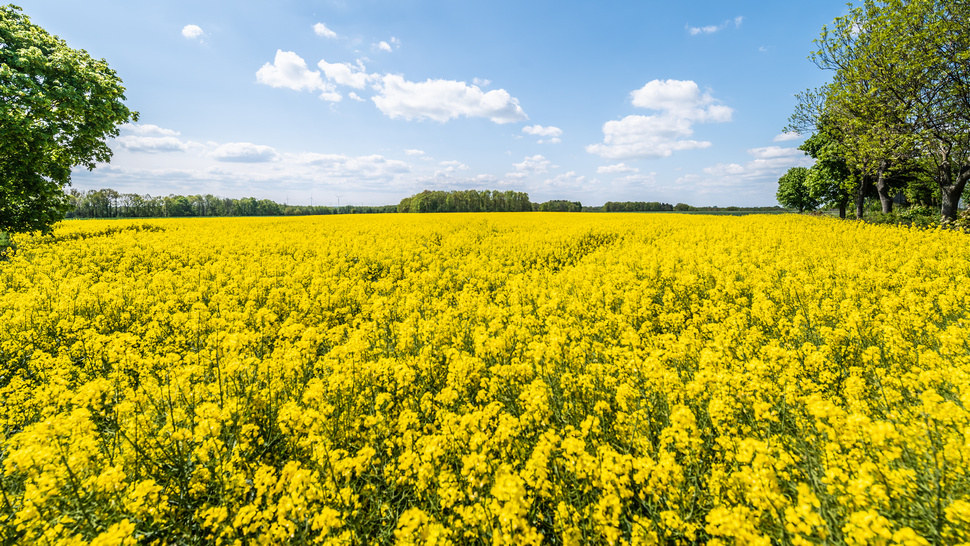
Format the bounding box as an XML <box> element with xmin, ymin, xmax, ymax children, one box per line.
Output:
<box><xmin>313</xmin><ymin>22</ymin><xmax>338</xmax><ymax>39</ymax></box>
<box><xmin>473</xmin><ymin>77</ymin><xmax>491</xmax><ymax>87</ymax></box>
<box><xmin>542</xmin><ymin>171</ymin><xmax>586</xmax><ymax>191</ymax></box>
<box><xmin>522</xmin><ymin>124</ymin><xmax>563</xmax><ymax>143</ymax></box>
<box><xmin>435</xmin><ymin>160</ymin><xmax>469</xmax><ymax>176</ymax></box>
<box><xmin>630</xmin><ymin>79</ymin><xmax>732</xmax><ymax>122</ymax></box>
<box><xmin>374</xmin><ymin>37</ymin><xmax>400</xmax><ymax>53</ymax></box>
<box><xmin>121</xmin><ymin>124</ymin><xmax>180</xmax><ymax>137</ymax></box>
<box><xmin>114</xmin><ymin>124</ymin><xmax>189</xmax><ymax>153</ymax></box>
<box><xmin>687</xmin><ymin>16</ymin><xmax>743</xmax><ymax>35</ymax></box>
<box><xmin>587</xmin><ymin>79</ymin><xmax>732</xmax><ymax>159</ymax></box>
<box><xmin>703</xmin><ymin>163</ymin><xmax>745</xmax><ymax>176</ymax></box>
<box><xmin>256</xmin><ymin>50</ymin><xmax>341</xmax><ymax>101</ymax></box>
<box><xmin>773</xmin><ymin>131</ymin><xmax>801</xmax><ymax>142</ymax></box>
<box><xmin>438</xmin><ymin>160</ymin><xmax>468</xmax><ymax>169</ymax></box>
<box><xmin>404</xmin><ymin>149</ymin><xmax>426</xmax><ymax>156</ymax></box>
<box><xmin>295</xmin><ymin>153</ymin><xmax>410</xmax><ymax>179</ymax></box>
<box><xmin>115</xmin><ymin>135</ymin><xmax>188</xmax><ymax>153</ymax></box>
<box><xmin>513</xmin><ymin>154</ymin><xmax>552</xmax><ymax>174</ymax></box>
<box><xmin>597</xmin><ymin>163</ymin><xmax>639</xmax><ymax>174</ymax></box>
<box><xmin>181</xmin><ymin>24</ymin><xmax>204</xmax><ymax>40</ymax></box>
<box><xmin>318</xmin><ymin>58</ymin><xmax>377</xmax><ymax>89</ymax></box>
<box><xmin>372</xmin><ymin>74</ymin><xmax>528</xmax><ymax>124</ymax></box>
<box><xmin>211</xmin><ymin>142</ymin><xmax>280</xmax><ymax>163</ymax></box>
<box><xmin>587</xmin><ymin>114</ymin><xmax>711</xmax><ymax>159</ymax></box>
<box><xmin>687</xmin><ymin>145</ymin><xmax>814</xmax><ymax>201</ymax></box>
<box><xmin>747</xmin><ymin>146</ymin><xmax>803</xmax><ymax>159</ymax></box>
<box><xmin>258</xmin><ymin>51</ymin><xmax>525</xmax><ymax>125</ymax></box>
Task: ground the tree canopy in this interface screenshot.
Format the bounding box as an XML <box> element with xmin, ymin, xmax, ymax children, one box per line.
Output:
<box><xmin>776</xmin><ymin>167</ymin><xmax>818</xmax><ymax>213</ymax></box>
<box><xmin>0</xmin><ymin>5</ymin><xmax>136</xmax><ymax>233</ymax></box>
<box><xmin>790</xmin><ymin>0</ymin><xmax>970</xmax><ymax>220</ymax></box>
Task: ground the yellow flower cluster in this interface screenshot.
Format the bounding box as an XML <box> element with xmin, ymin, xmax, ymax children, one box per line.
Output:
<box><xmin>1</xmin><ymin>214</ymin><xmax>969</xmax><ymax>544</ymax></box>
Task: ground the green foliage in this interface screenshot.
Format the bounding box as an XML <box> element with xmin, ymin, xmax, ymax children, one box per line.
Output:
<box><xmin>0</xmin><ymin>230</ymin><xmax>12</xmax><ymax>259</ymax></box>
<box><xmin>865</xmin><ymin>206</ymin><xmax>940</xmax><ymax>228</ymax></box>
<box><xmin>64</xmin><ymin>189</ymin><xmax>396</xmax><ymax>218</ymax></box>
<box><xmin>0</xmin><ymin>5</ymin><xmax>137</xmax><ymax>234</ymax></box>
<box><xmin>601</xmin><ymin>201</ymin><xmax>673</xmax><ymax>212</ymax></box>
<box><xmin>397</xmin><ymin>189</ymin><xmax>532</xmax><ymax>213</ymax></box>
<box><xmin>797</xmin><ymin>127</ymin><xmax>854</xmax><ymax>217</ymax></box>
<box><xmin>800</xmin><ymin>0</ymin><xmax>970</xmax><ymax>220</ymax></box>
<box><xmin>537</xmin><ymin>200</ymin><xmax>582</xmax><ymax>212</ymax></box>
<box><xmin>776</xmin><ymin>167</ymin><xmax>818</xmax><ymax>212</ymax></box>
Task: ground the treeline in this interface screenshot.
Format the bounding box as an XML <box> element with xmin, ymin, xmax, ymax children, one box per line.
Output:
<box><xmin>65</xmin><ymin>189</ymin><xmax>396</xmax><ymax>219</ymax></box>
<box><xmin>602</xmin><ymin>201</ymin><xmax>681</xmax><ymax>212</ymax></box>
<box><xmin>537</xmin><ymin>200</ymin><xmax>582</xmax><ymax>212</ymax></box>
<box><xmin>397</xmin><ymin>190</ymin><xmax>533</xmax><ymax>213</ymax></box>
<box><xmin>65</xmin><ymin>187</ymin><xmax>772</xmax><ymax>219</ymax></box>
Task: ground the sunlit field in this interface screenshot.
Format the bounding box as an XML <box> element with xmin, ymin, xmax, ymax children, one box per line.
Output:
<box><xmin>2</xmin><ymin>214</ymin><xmax>969</xmax><ymax>545</ymax></box>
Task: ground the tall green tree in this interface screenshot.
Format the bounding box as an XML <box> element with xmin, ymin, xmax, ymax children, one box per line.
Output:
<box><xmin>800</xmin><ymin>130</ymin><xmax>854</xmax><ymax>218</ymax></box>
<box><xmin>811</xmin><ymin>6</ymin><xmax>918</xmax><ymax>216</ymax></box>
<box><xmin>804</xmin><ymin>0</ymin><xmax>970</xmax><ymax>220</ymax></box>
<box><xmin>0</xmin><ymin>5</ymin><xmax>136</xmax><ymax>234</ymax></box>
<box><xmin>776</xmin><ymin>167</ymin><xmax>818</xmax><ymax>212</ymax></box>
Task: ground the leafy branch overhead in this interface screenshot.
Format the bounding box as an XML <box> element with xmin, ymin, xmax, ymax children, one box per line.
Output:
<box><xmin>0</xmin><ymin>4</ymin><xmax>136</xmax><ymax>234</ymax></box>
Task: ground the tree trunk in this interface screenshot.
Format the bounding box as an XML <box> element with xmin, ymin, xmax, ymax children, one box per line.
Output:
<box><xmin>876</xmin><ymin>164</ymin><xmax>893</xmax><ymax>213</ymax></box>
<box><xmin>939</xmin><ymin>164</ymin><xmax>970</xmax><ymax>221</ymax></box>
<box><xmin>855</xmin><ymin>174</ymin><xmax>871</xmax><ymax>218</ymax></box>
<box><xmin>838</xmin><ymin>199</ymin><xmax>847</xmax><ymax>219</ymax></box>
<box><xmin>941</xmin><ymin>186</ymin><xmax>961</xmax><ymax>220</ymax></box>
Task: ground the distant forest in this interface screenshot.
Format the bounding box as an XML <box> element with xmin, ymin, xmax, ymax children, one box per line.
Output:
<box><xmin>64</xmin><ymin>188</ymin><xmax>782</xmax><ymax>219</ymax></box>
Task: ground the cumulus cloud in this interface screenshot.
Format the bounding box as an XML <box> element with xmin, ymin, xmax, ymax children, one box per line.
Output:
<box><xmin>773</xmin><ymin>131</ymin><xmax>801</xmax><ymax>142</ymax></box>
<box><xmin>211</xmin><ymin>142</ymin><xmax>280</xmax><ymax>163</ymax></box>
<box><xmin>404</xmin><ymin>149</ymin><xmax>426</xmax><ymax>156</ymax></box>
<box><xmin>630</xmin><ymin>79</ymin><xmax>733</xmax><ymax>122</ymax></box>
<box><xmin>692</xmin><ymin>145</ymin><xmax>812</xmax><ymax>195</ymax></box>
<box><xmin>258</xmin><ymin>49</ymin><xmax>526</xmax><ymax>125</ymax></box>
<box><xmin>372</xmin><ymin>74</ymin><xmax>528</xmax><ymax>124</ymax></box>
<box><xmin>597</xmin><ymin>163</ymin><xmax>639</xmax><ymax>174</ymax></box>
<box><xmin>375</xmin><ymin>37</ymin><xmax>400</xmax><ymax>52</ymax></box>
<box><xmin>435</xmin><ymin>160</ymin><xmax>469</xmax><ymax>176</ymax></box>
<box><xmin>115</xmin><ymin>136</ymin><xmax>188</xmax><ymax>153</ymax></box>
<box><xmin>687</xmin><ymin>16</ymin><xmax>743</xmax><ymax>36</ymax></box>
<box><xmin>703</xmin><ymin>163</ymin><xmax>745</xmax><ymax>176</ymax></box>
<box><xmin>120</xmin><ymin>124</ymin><xmax>180</xmax><ymax>137</ymax></box>
<box><xmin>587</xmin><ymin>79</ymin><xmax>732</xmax><ymax>159</ymax></box>
<box><xmin>513</xmin><ymin>154</ymin><xmax>553</xmax><ymax>174</ymax></box>
<box><xmin>586</xmin><ymin>114</ymin><xmax>712</xmax><ymax>159</ymax></box>
<box><xmin>295</xmin><ymin>153</ymin><xmax>410</xmax><ymax>179</ymax></box>
<box><xmin>313</xmin><ymin>22</ymin><xmax>338</xmax><ymax>39</ymax></box>
<box><xmin>523</xmin><ymin>124</ymin><xmax>563</xmax><ymax>143</ymax></box>
<box><xmin>473</xmin><ymin>77</ymin><xmax>491</xmax><ymax>87</ymax></box>
<box><xmin>114</xmin><ymin>124</ymin><xmax>188</xmax><ymax>153</ymax></box>
<box><xmin>541</xmin><ymin>171</ymin><xmax>586</xmax><ymax>191</ymax></box>
<box><xmin>256</xmin><ymin>50</ymin><xmax>341</xmax><ymax>101</ymax></box>
<box><xmin>747</xmin><ymin>146</ymin><xmax>802</xmax><ymax>159</ymax></box>
<box><xmin>317</xmin><ymin>59</ymin><xmax>377</xmax><ymax>89</ymax></box>
<box><xmin>181</xmin><ymin>24</ymin><xmax>204</xmax><ymax>40</ymax></box>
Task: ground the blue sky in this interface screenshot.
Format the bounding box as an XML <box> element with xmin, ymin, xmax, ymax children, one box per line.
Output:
<box><xmin>19</xmin><ymin>1</ymin><xmax>847</xmax><ymax>207</ymax></box>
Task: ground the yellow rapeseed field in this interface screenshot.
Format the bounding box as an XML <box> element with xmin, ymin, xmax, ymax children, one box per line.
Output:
<box><xmin>1</xmin><ymin>213</ymin><xmax>969</xmax><ymax>545</ymax></box>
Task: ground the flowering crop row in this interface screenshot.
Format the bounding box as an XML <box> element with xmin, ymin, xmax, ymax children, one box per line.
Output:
<box><xmin>1</xmin><ymin>214</ymin><xmax>968</xmax><ymax>545</ymax></box>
